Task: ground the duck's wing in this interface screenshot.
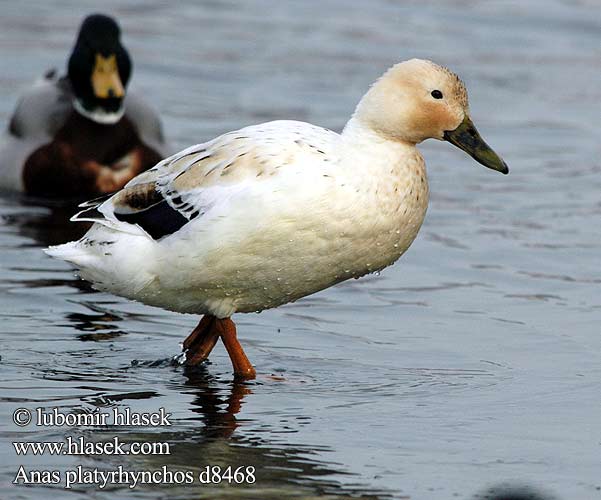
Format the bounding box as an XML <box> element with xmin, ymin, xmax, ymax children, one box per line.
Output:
<box><xmin>72</xmin><ymin>121</ymin><xmax>338</xmax><ymax>240</ymax></box>
<box><xmin>7</xmin><ymin>72</ymin><xmax>71</xmax><ymax>141</ymax></box>
<box><xmin>123</xmin><ymin>89</ymin><xmax>170</xmax><ymax>156</ymax></box>
<box><xmin>0</xmin><ymin>72</ymin><xmax>72</xmax><ymax>190</ymax></box>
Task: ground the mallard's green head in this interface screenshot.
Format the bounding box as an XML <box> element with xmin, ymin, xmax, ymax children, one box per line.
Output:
<box><xmin>68</xmin><ymin>13</ymin><xmax>132</xmax><ymax>124</ymax></box>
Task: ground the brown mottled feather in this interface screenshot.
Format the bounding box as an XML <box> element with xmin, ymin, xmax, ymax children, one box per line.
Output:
<box><xmin>111</xmin><ymin>182</ymin><xmax>163</xmax><ymax>213</ymax></box>
<box><xmin>23</xmin><ymin>111</ymin><xmax>162</xmax><ymax>197</ymax></box>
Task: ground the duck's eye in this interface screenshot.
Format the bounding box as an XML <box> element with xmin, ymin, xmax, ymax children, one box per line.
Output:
<box><xmin>431</xmin><ymin>90</ymin><xmax>443</xmax><ymax>99</ymax></box>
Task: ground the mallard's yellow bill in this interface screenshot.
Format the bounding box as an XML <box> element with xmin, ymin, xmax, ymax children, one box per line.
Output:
<box><xmin>91</xmin><ymin>53</ymin><xmax>125</xmax><ymax>99</ymax></box>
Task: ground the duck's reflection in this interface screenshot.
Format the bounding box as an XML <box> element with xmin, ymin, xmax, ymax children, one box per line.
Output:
<box><xmin>182</xmin><ymin>365</ymin><xmax>252</xmax><ymax>439</ymax></box>
<box><xmin>59</xmin><ymin>300</ymin><xmax>128</xmax><ymax>341</ymax></box>
<box><xmin>474</xmin><ymin>484</ymin><xmax>557</xmax><ymax>500</ymax></box>
<box><xmin>9</xmin><ymin>196</ymin><xmax>89</xmax><ymax>247</ymax></box>
<box><xmin>0</xmin><ymin>195</ymin><xmax>98</xmax><ymax>295</ymax></box>
<box><xmin>97</xmin><ymin>366</ymin><xmax>393</xmax><ymax>499</ymax></box>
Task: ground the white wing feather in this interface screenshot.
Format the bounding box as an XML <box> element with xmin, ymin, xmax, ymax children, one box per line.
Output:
<box><xmin>82</xmin><ymin>120</ymin><xmax>339</xmax><ymax>232</ymax></box>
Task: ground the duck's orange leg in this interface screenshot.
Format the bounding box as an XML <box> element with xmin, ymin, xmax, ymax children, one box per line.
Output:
<box><xmin>183</xmin><ymin>315</ymin><xmax>220</xmax><ymax>365</ymax></box>
<box><xmin>183</xmin><ymin>316</ymin><xmax>255</xmax><ymax>380</ymax></box>
<box><xmin>217</xmin><ymin>318</ymin><xmax>256</xmax><ymax>380</ymax></box>
<box><xmin>183</xmin><ymin>315</ymin><xmax>214</xmax><ymax>350</ymax></box>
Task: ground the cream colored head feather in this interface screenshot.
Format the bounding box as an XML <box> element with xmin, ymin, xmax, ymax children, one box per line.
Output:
<box><xmin>355</xmin><ymin>59</ymin><xmax>469</xmax><ymax>144</ymax></box>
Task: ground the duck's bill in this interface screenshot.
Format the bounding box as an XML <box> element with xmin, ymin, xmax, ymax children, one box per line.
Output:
<box><xmin>443</xmin><ymin>115</ymin><xmax>509</xmax><ymax>174</ymax></box>
<box><xmin>92</xmin><ymin>53</ymin><xmax>125</xmax><ymax>99</ymax></box>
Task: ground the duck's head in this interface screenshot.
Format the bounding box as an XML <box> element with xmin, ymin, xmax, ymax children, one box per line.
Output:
<box><xmin>355</xmin><ymin>59</ymin><xmax>508</xmax><ymax>174</ymax></box>
<box><xmin>68</xmin><ymin>14</ymin><xmax>132</xmax><ymax>125</ymax></box>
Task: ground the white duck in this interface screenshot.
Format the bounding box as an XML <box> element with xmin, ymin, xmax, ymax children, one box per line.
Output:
<box><xmin>46</xmin><ymin>59</ymin><xmax>508</xmax><ymax>379</ymax></box>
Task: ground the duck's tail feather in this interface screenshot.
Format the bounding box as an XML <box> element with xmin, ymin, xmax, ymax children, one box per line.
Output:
<box><xmin>78</xmin><ymin>192</ymin><xmax>114</xmax><ymax>208</ymax></box>
<box><xmin>45</xmin><ymin>241</ymin><xmax>95</xmax><ymax>268</ymax></box>
<box><xmin>44</xmin><ymin>240</ymin><xmax>113</xmax><ymax>288</ymax></box>
<box><xmin>70</xmin><ymin>203</ymin><xmax>148</xmax><ymax>236</ymax></box>
<box><xmin>45</xmin><ymin>224</ymin><xmax>156</xmax><ymax>296</ymax></box>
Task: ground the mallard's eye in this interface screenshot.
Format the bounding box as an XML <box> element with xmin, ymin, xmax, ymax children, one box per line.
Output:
<box><xmin>431</xmin><ymin>90</ymin><xmax>443</xmax><ymax>99</ymax></box>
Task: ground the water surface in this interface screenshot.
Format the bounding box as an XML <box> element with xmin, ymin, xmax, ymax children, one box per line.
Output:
<box><xmin>1</xmin><ymin>1</ymin><xmax>600</xmax><ymax>499</ymax></box>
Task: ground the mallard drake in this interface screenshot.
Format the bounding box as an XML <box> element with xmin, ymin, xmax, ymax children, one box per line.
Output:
<box><xmin>46</xmin><ymin>59</ymin><xmax>508</xmax><ymax>379</ymax></box>
<box><xmin>0</xmin><ymin>14</ymin><xmax>167</xmax><ymax>198</ymax></box>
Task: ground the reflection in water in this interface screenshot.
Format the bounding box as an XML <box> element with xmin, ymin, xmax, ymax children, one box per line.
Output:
<box><xmin>22</xmin><ymin>353</ymin><xmax>394</xmax><ymax>499</ymax></box>
<box><xmin>93</xmin><ymin>365</ymin><xmax>395</xmax><ymax>499</ymax></box>
<box><xmin>1</xmin><ymin>196</ymin><xmax>94</xmax><ymax>293</ymax></box>
<box><xmin>7</xmin><ymin>196</ymin><xmax>89</xmax><ymax>246</ymax></box>
<box><xmin>473</xmin><ymin>484</ymin><xmax>557</xmax><ymax>500</ymax></box>
<box><xmin>63</xmin><ymin>301</ymin><xmax>127</xmax><ymax>341</ymax></box>
<box><xmin>182</xmin><ymin>365</ymin><xmax>252</xmax><ymax>439</ymax></box>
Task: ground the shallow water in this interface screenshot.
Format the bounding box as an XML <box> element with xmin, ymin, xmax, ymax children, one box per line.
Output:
<box><xmin>1</xmin><ymin>1</ymin><xmax>600</xmax><ymax>499</ymax></box>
